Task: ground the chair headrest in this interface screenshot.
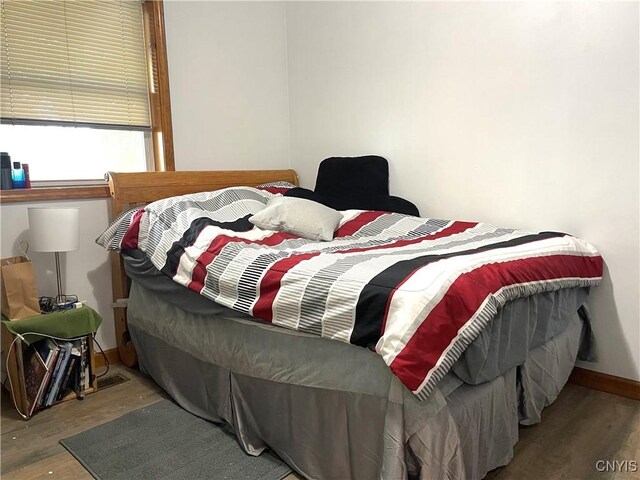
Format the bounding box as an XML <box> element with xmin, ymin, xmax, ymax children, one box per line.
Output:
<box><xmin>314</xmin><ymin>156</ymin><xmax>389</xmax><ymax>198</ymax></box>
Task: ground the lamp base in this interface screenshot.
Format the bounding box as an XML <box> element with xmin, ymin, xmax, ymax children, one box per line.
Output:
<box><xmin>55</xmin><ymin>251</ymin><xmax>64</xmax><ymax>304</ymax></box>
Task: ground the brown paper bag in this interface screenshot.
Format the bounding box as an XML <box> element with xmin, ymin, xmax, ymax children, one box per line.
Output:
<box><xmin>1</xmin><ymin>256</ymin><xmax>40</xmax><ymax>320</ymax></box>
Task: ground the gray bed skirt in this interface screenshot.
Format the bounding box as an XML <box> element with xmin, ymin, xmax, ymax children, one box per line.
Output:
<box><xmin>127</xmin><ymin>281</ymin><xmax>592</xmax><ymax>480</ymax></box>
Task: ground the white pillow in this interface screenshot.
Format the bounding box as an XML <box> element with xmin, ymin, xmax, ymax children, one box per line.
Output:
<box><xmin>250</xmin><ymin>196</ymin><xmax>341</xmax><ymax>241</ymax></box>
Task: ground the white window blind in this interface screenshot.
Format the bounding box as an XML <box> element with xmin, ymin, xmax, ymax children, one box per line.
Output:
<box><xmin>1</xmin><ymin>0</ymin><xmax>151</xmax><ymax>129</ymax></box>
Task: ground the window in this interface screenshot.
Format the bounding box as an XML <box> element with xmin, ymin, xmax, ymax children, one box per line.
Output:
<box><xmin>0</xmin><ymin>0</ymin><xmax>173</xmax><ymax>193</ymax></box>
<box><xmin>0</xmin><ymin>124</ymin><xmax>149</xmax><ymax>183</ymax></box>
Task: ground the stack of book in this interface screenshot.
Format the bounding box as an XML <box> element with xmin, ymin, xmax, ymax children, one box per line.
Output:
<box><xmin>23</xmin><ymin>336</ymin><xmax>92</xmax><ymax>417</ymax></box>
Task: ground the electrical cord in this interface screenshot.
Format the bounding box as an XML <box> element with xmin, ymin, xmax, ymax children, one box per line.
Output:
<box><xmin>5</xmin><ymin>331</ymin><xmax>94</xmax><ymax>419</ymax></box>
<box><xmin>92</xmin><ymin>336</ymin><xmax>109</xmax><ymax>378</ymax></box>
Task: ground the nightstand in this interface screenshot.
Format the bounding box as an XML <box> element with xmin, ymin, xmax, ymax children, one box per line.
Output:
<box><xmin>1</xmin><ymin>306</ymin><xmax>102</xmax><ymax>419</ymax></box>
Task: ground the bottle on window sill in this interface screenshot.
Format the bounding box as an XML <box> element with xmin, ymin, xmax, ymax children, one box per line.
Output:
<box><xmin>11</xmin><ymin>161</ymin><xmax>26</xmax><ymax>189</ymax></box>
<box><xmin>23</xmin><ymin>163</ymin><xmax>32</xmax><ymax>188</ymax></box>
<box><xmin>0</xmin><ymin>152</ymin><xmax>12</xmax><ymax>190</ymax></box>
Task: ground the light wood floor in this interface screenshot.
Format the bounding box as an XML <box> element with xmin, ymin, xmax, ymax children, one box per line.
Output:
<box><xmin>1</xmin><ymin>365</ymin><xmax>638</xmax><ymax>480</ymax></box>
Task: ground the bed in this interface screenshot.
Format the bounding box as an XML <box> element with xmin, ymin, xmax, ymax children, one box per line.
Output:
<box><xmin>101</xmin><ymin>169</ymin><xmax>602</xmax><ymax>479</ymax></box>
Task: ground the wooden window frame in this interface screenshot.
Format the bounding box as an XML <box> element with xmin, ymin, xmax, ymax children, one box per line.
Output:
<box><xmin>0</xmin><ymin>0</ymin><xmax>174</xmax><ymax>204</ymax></box>
<box><xmin>143</xmin><ymin>0</ymin><xmax>175</xmax><ymax>173</ymax></box>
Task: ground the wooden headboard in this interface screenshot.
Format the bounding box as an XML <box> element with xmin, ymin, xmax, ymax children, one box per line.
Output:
<box><xmin>107</xmin><ymin>169</ymin><xmax>299</xmax><ymax>216</ymax></box>
<box><xmin>106</xmin><ymin>169</ymin><xmax>299</xmax><ymax>367</ymax></box>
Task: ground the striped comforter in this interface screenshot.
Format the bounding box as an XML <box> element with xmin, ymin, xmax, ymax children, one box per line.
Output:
<box><xmin>97</xmin><ymin>185</ymin><xmax>603</xmax><ymax>399</ymax></box>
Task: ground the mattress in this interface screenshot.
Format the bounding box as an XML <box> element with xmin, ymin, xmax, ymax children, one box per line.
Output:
<box><xmin>122</xmin><ymin>249</ymin><xmax>592</xmax><ymax>386</ymax></box>
<box><xmin>127</xmin><ymin>280</ymin><xmax>592</xmax><ymax>479</ymax></box>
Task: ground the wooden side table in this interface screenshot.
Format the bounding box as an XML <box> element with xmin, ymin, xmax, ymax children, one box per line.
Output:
<box><xmin>1</xmin><ymin>306</ymin><xmax>103</xmax><ymax>419</ymax></box>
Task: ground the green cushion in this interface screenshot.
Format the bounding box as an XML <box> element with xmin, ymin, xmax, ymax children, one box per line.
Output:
<box><xmin>2</xmin><ymin>306</ymin><xmax>102</xmax><ymax>344</ymax></box>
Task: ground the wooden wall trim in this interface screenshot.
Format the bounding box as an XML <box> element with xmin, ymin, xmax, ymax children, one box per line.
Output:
<box><xmin>569</xmin><ymin>367</ymin><xmax>640</xmax><ymax>401</ymax></box>
<box><xmin>94</xmin><ymin>347</ymin><xmax>121</xmax><ymax>370</ymax></box>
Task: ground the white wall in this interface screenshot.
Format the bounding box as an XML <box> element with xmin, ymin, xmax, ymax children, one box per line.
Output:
<box><xmin>0</xmin><ymin>199</ymin><xmax>115</xmax><ymax>350</ymax></box>
<box><xmin>164</xmin><ymin>1</ymin><xmax>291</xmax><ymax>171</ymax></box>
<box><xmin>286</xmin><ymin>2</ymin><xmax>640</xmax><ymax>380</ymax></box>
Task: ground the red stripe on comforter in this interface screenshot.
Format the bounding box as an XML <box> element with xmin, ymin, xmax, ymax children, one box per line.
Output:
<box><xmin>390</xmin><ymin>253</ymin><xmax>604</xmax><ymax>391</ymax></box>
<box><xmin>341</xmin><ymin>221</ymin><xmax>478</xmax><ymax>255</ymax></box>
<box><xmin>121</xmin><ymin>210</ymin><xmax>144</xmax><ymax>249</ymax></box>
<box><xmin>188</xmin><ymin>231</ymin><xmax>296</xmax><ymax>293</ymax></box>
<box><xmin>252</xmin><ymin>252</ymin><xmax>320</xmax><ymax>322</ymax></box>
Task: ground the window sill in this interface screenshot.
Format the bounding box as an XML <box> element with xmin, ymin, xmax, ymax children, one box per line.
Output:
<box><xmin>0</xmin><ymin>185</ymin><xmax>110</xmax><ymax>204</ymax></box>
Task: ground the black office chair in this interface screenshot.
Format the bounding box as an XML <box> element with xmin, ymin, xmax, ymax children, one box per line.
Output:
<box><xmin>285</xmin><ymin>155</ymin><xmax>420</xmax><ymax>216</ymax></box>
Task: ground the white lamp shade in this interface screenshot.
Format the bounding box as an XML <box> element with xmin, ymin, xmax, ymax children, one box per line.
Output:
<box><xmin>28</xmin><ymin>208</ymin><xmax>80</xmax><ymax>252</ymax></box>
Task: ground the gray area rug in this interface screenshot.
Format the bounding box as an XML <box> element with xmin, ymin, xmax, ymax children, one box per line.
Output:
<box><xmin>60</xmin><ymin>400</ymin><xmax>293</xmax><ymax>480</ymax></box>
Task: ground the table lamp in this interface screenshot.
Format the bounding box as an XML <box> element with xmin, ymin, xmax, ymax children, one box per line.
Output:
<box><xmin>28</xmin><ymin>207</ymin><xmax>80</xmax><ymax>303</ymax></box>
